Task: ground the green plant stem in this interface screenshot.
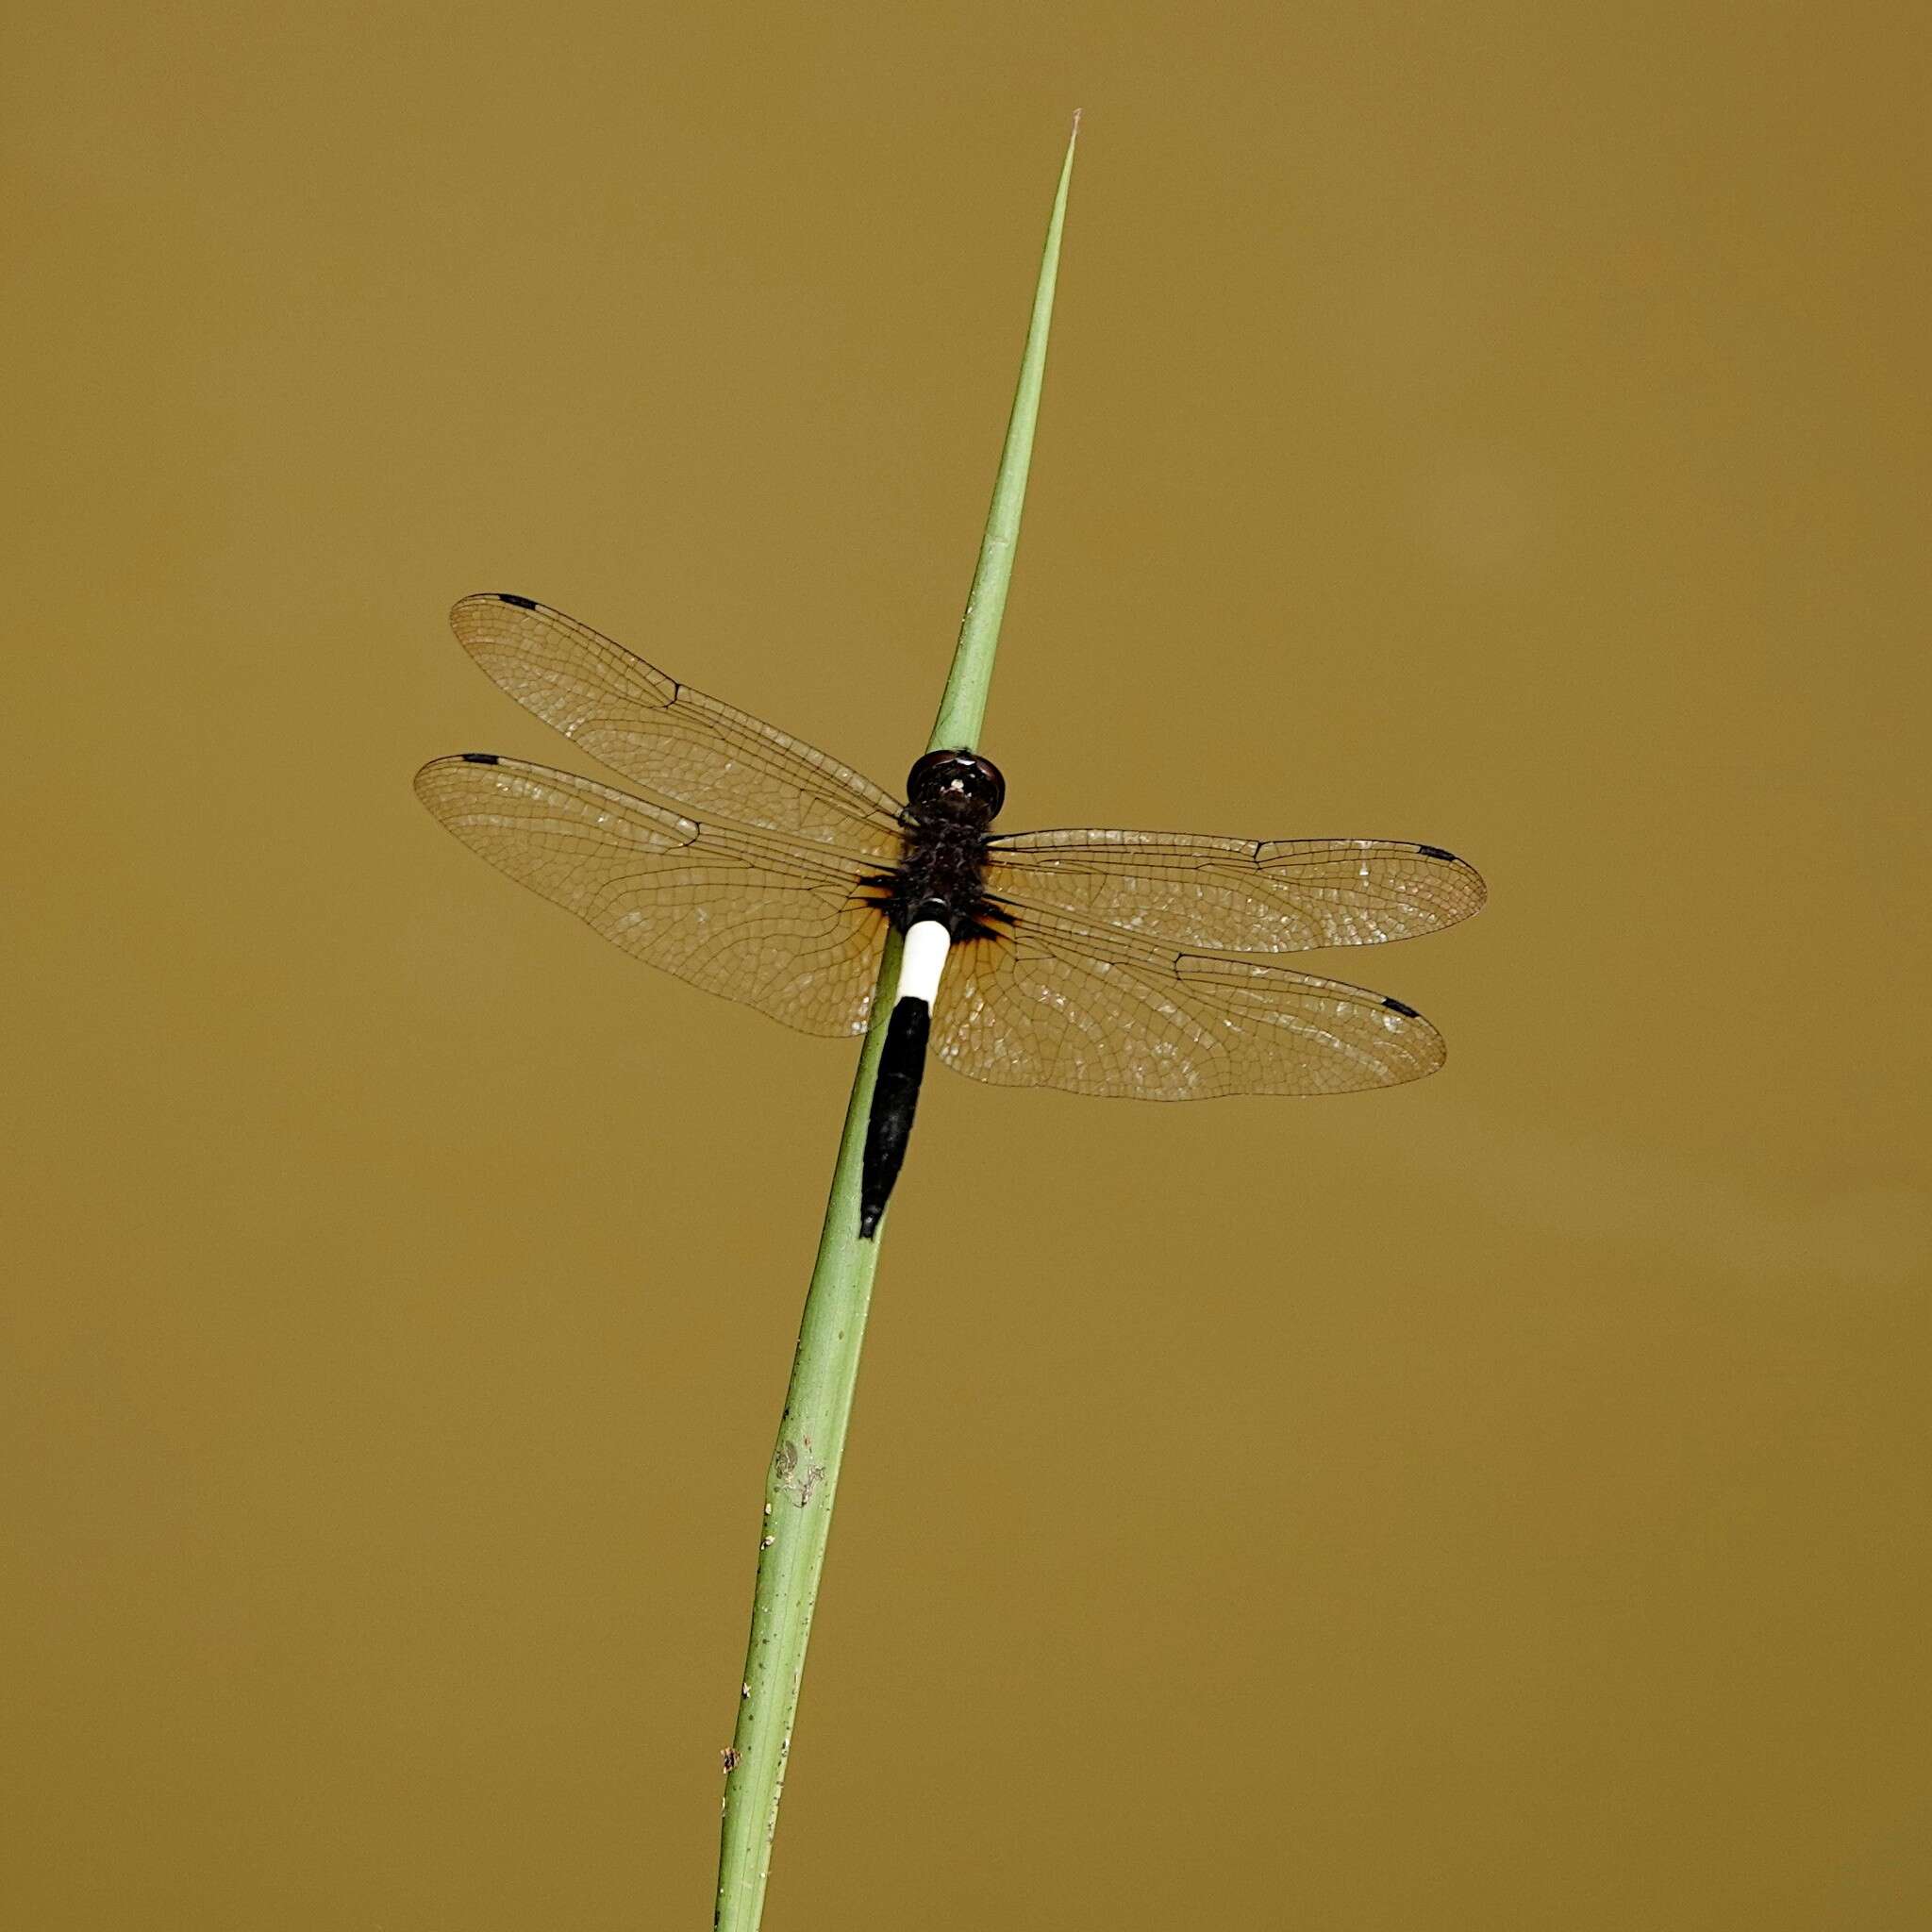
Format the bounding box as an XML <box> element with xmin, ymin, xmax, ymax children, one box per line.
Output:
<box><xmin>927</xmin><ymin>117</ymin><xmax>1079</xmax><ymax>757</ymax></box>
<box><xmin>711</xmin><ymin>120</ymin><xmax>1076</xmax><ymax>1932</ymax></box>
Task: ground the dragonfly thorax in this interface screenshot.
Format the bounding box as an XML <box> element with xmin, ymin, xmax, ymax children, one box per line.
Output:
<box><xmin>865</xmin><ymin>813</ymin><xmax>1008</xmax><ymax>943</ymax></box>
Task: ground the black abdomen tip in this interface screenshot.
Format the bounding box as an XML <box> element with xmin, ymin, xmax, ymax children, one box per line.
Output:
<box><xmin>496</xmin><ymin>592</ymin><xmax>539</xmax><ymax>610</ymax></box>
<box><xmin>1383</xmin><ymin>996</ymin><xmax>1420</xmax><ymax>1018</ymax></box>
<box><xmin>459</xmin><ymin>752</ymin><xmax>501</xmax><ymax>765</ymax></box>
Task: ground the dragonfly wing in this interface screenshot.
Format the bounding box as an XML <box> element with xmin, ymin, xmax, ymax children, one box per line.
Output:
<box><xmin>416</xmin><ymin>755</ymin><xmax>886</xmax><ymax>1038</ymax></box>
<box><xmin>929</xmin><ymin>908</ymin><xmax>1445</xmax><ymax>1098</ymax></box>
<box><xmin>984</xmin><ymin>830</ymin><xmax>1485</xmax><ymax>951</ymax></box>
<box><xmin>448</xmin><ymin>593</ymin><xmax>906</xmax><ymax>859</ymax></box>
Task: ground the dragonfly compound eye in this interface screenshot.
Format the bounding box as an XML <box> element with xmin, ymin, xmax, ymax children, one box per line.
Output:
<box><xmin>906</xmin><ymin>749</ymin><xmax>1006</xmax><ymax>823</ymax></box>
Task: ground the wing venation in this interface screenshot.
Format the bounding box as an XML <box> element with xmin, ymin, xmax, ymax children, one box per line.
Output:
<box><xmin>415</xmin><ymin>754</ymin><xmax>885</xmax><ymax>1038</ymax></box>
<box><xmin>930</xmin><ymin>906</ymin><xmax>1445</xmax><ymax>1098</ymax></box>
<box><xmin>985</xmin><ymin>828</ymin><xmax>1485</xmax><ymax>950</ymax></box>
<box><xmin>447</xmin><ymin>593</ymin><xmax>905</xmax><ymax>858</ymax></box>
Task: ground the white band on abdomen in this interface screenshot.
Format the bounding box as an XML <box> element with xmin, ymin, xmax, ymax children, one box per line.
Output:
<box><xmin>895</xmin><ymin>918</ymin><xmax>952</xmax><ymax>1008</ymax></box>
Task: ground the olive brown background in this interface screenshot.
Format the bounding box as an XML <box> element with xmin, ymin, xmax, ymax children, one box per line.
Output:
<box><xmin>6</xmin><ymin>5</ymin><xmax>1927</xmax><ymax>1927</ymax></box>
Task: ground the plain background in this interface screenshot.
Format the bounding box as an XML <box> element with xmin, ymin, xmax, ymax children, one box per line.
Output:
<box><xmin>6</xmin><ymin>5</ymin><xmax>1927</xmax><ymax>1927</ymax></box>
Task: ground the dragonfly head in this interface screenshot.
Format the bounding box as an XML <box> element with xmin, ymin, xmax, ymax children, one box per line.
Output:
<box><xmin>906</xmin><ymin>749</ymin><xmax>1006</xmax><ymax>826</ymax></box>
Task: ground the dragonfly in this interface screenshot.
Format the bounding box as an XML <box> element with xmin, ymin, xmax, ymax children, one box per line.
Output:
<box><xmin>416</xmin><ymin>594</ymin><xmax>1486</xmax><ymax>1237</ymax></box>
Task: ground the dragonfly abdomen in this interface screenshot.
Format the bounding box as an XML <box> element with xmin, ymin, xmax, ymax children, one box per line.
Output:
<box><xmin>858</xmin><ymin>917</ymin><xmax>952</xmax><ymax>1238</ymax></box>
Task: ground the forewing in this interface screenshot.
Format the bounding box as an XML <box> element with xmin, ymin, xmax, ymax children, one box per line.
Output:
<box><xmin>985</xmin><ymin>829</ymin><xmax>1485</xmax><ymax>951</ymax></box>
<box><xmin>416</xmin><ymin>755</ymin><xmax>885</xmax><ymax>1037</ymax></box>
<box><xmin>448</xmin><ymin>593</ymin><xmax>905</xmax><ymax>858</ymax></box>
<box><xmin>930</xmin><ymin>909</ymin><xmax>1445</xmax><ymax>1098</ymax></box>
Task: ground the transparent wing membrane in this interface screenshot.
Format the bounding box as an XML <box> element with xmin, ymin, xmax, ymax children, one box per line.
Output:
<box><xmin>420</xmin><ymin>596</ymin><xmax>1478</xmax><ymax>1091</ymax></box>
<box><xmin>447</xmin><ymin>593</ymin><xmax>905</xmax><ymax>858</ymax></box>
<box><xmin>985</xmin><ymin>829</ymin><xmax>1486</xmax><ymax>951</ymax></box>
<box><xmin>415</xmin><ymin>755</ymin><xmax>884</xmax><ymax>1038</ymax></box>
<box><xmin>931</xmin><ymin>907</ymin><xmax>1445</xmax><ymax>1099</ymax></box>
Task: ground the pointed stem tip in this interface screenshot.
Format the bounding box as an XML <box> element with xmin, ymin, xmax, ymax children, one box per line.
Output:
<box><xmin>924</xmin><ymin>118</ymin><xmax>1078</xmax><ymax>755</ymax></box>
